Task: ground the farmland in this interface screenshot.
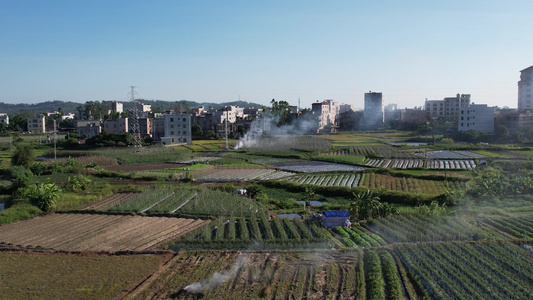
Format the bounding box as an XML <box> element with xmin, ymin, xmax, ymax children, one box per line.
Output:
<box><xmin>359</xmin><ymin>173</ymin><xmax>464</xmax><ymax>195</ymax></box>
<box><xmin>2</xmin><ymin>130</ymin><xmax>533</xmax><ymax>298</ymax></box>
<box><xmin>283</xmin><ymin>172</ymin><xmax>362</xmax><ymax>188</ymax></box>
<box><xmin>0</xmin><ymin>250</ymin><xmax>171</xmax><ymax>300</ymax></box>
<box><xmin>0</xmin><ymin>213</ymin><xmax>208</xmax><ymax>251</ymax></box>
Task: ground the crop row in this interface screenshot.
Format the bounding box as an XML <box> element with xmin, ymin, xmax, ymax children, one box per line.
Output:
<box><xmin>194</xmin><ymin>167</ymin><xmax>293</xmax><ymax>182</ymax></box>
<box><xmin>365</xmin><ymin>159</ymin><xmax>424</xmax><ymax>169</ymax></box>
<box><xmin>333</xmin><ymin>226</ymin><xmax>387</xmax><ymax>248</ymax></box>
<box><xmin>426</xmin><ymin>159</ymin><xmax>476</xmax><ymax>170</ymax></box>
<box><xmin>109</xmin><ymin>188</ymin><xmax>194</xmax><ymax>213</ymax></box>
<box><xmin>177</xmin><ymin>189</ymin><xmax>263</xmax><ymax>217</ymax></box>
<box><xmin>0</xmin><ymin>213</ymin><xmax>208</xmax><ymax>252</ymax></box>
<box><xmin>174</xmin><ymin>215</ymin><xmax>336</xmax><ymax>249</ymax></box>
<box><xmin>483</xmin><ymin>218</ymin><xmax>533</xmax><ymax>239</ymax></box>
<box><xmin>365</xmin><ymin>158</ymin><xmax>476</xmax><ymax>170</ymax></box>
<box><xmin>394</xmin><ymin>241</ymin><xmax>533</xmax><ymax>299</ymax></box>
<box><xmin>347</xmin><ymin>145</ymin><xmax>413</xmax><ymax>158</ymax></box>
<box><xmin>273</xmin><ymin>160</ymin><xmax>366</xmax><ymax>173</ymax></box>
<box><xmin>368</xmin><ymin>213</ymin><xmax>484</xmax><ymax>243</ymax></box>
<box><xmin>360</xmin><ymin>173</ymin><xmax>461</xmax><ymax>195</ymax></box>
<box><xmin>244</xmin><ymin>136</ymin><xmax>333</xmax><ymax>153</ymax></box>
<box><xmin>284</xmin><ymin>173</ymin><xmax>361</xmax><ymax>187</ymax></box>
<box><xmin>136</xmin><ymin>248</ymin><xmax>412</xmax><ymax>300</ymax></box>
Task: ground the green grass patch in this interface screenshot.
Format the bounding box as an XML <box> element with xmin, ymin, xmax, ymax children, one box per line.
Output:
<box><xmin>0</xmin><ymin>203</ymin><xmax>42</xmax><ymax>224</ymax></box>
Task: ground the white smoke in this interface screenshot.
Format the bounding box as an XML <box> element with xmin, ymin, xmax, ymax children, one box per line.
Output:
<box><xmin>235</xmin><ymin>113</ymin><xmax>318</xmax><ymax>149</ymax></box>
<box><xmin>184</xmin><ymin>252</ymin><xmax>248</xmax><ymax>293</ymax></box>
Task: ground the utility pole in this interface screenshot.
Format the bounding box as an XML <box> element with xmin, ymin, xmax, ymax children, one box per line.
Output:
<box><xmin>225</xmin><ymin>107</ymin><xmax>229</xmax><ymax>150</ymax></box>
<box><xmin>53</xmin><ymin>119</ymin><xmax>57</xmax><ymax>160</ymax></box>
<box><xmin>129</xmin><ymin>86</ymin><xmax>142</xmax><ymax>149</ymax></box>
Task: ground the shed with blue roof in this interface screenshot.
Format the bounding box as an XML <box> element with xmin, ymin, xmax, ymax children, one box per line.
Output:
<box><xmin>321</xmin><ymin>210</ymin><xmax>351</xmax><ymax>228</ymax></box>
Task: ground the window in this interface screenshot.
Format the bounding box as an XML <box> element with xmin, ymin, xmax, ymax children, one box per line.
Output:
<box><xmin>183</xmin><ymin>118</ymin><xmax>186</xmax><ymax>122</ymax></box>
<box><xmin>170</xmin><ymin>118</ymin><xmax>174</xmax><ymax>122</ymax></box>
<box><xmin>170</xmin><ymin>125</ymin><xmax>174</xmax><ymax>128</ymax></box>
<box><xmin>170</xmin><ymin>131</ymin><xmax>174</xmax><ymax>135</ymax></box>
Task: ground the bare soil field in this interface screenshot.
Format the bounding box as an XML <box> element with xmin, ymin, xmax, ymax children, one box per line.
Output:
<box><xmin>103</xmin><ymin>163</ymin><xmax>188</xmax><ymax>172</ymax></box>
<box><xmin>0</xmin><ymin>213</ymin><xmax>209</xmax><ymax>252</ymax></box>
<box><xmin>0</xmin><ymin>249</ymin><xmax>172</xmax><ymax>300</ymax></box>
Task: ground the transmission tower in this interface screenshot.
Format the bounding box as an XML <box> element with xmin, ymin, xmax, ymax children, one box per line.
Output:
<box><xmin>129</xmin><ymin>86</ymin><xmax>142</xmax><ymax>148</ymax></box>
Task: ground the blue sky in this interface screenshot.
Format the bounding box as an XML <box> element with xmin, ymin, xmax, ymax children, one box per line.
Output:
<box><xmin>1</xmin><ymin>0</ymin><xmax>532</xmax><ymax>109</ymax></box>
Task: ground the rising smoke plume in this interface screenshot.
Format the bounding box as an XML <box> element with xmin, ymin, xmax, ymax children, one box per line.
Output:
<box><xmin>235</xmin><ymin>113</ymin><xmax>318</xmax><ymax>149</ymax></box>
<box><xmin>184</xmin><ymin>252</ymin><xmax>249</xmax><ymax>293</ymax></box>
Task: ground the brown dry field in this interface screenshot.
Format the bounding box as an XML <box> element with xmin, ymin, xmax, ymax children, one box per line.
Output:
<box><xmin>0</xmin><ymin>249</ymin><xmax>173</xmax><ymax>300</ymax></box>
<box><xmin>0</xmin><ymin>213</ymin><xmax>209</xmax><ymax>252</ymax></box>
<box><xmin>103</xmin><ymin>163</ymin><xmax>189</xmax><ymax>172</ymax></box>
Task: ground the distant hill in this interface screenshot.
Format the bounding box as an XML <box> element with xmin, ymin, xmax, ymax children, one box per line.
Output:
<box><xmin>0</xmin><ymin>101</ymin><xmax>83</xmax><ymax>114</ymax></box>
<box><xmin>0</xmin><ymin>100</ymin><xmax>265</xmax><ymax>114</ymax></box>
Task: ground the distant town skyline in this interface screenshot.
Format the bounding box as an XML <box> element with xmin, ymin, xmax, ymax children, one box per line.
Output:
<box><xmin>1</xmin><ymin>1</ymin><xmax>532</xmax><ymax>109</ymax></box>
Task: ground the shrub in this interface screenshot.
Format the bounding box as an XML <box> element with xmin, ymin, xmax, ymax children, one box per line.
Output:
<box><xmin>9</xmin><ymin>165</ymin><xmax>33</xmax><ymax>191</ymax></box>
<box><xmin>11</xmin><ymin>144</ymin><xmax>35</xmax><ymax>169</ymax></box>
<box><xmin>0</xmin><ymin>203</ymin><xmax>42</xmax><ymax>224</ymax></box>
<box><xmin>19</xmin><ymin>181</ymin><xmax>62</xmax><ymax>211</ymax></box>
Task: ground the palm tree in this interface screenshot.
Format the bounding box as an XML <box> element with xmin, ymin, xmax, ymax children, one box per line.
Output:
<box><xmin>349</xmin><ymin>190</ymin><xmax>382</xmax><ymax>220</ymax></box>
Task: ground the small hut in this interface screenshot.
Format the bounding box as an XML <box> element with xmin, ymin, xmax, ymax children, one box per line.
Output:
<box><xmin>321</xmin><ymin>210</ymin><xmax>351</xmax><ymax>228</ymax></box>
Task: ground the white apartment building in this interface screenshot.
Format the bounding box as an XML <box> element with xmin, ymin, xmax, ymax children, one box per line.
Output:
<box><xmin>27</xmin><ymin>115</ymin><xmax>46</xmax><ymax>134</ymax></box>
<box><xmin>213</xmin><ymin>106</ymin><xmax>244</xmax><ymax>123</ymax></box>
<box><xmin>161</xmin><ymin>113</ymin><xmax>192</xmax><ymax>145</ymax></box>
<box><xmin>0</xmin><ymin>113</ymin><xmax>9</xmax><ymax>125</ymax></box>
<box><xmin>518</xmin><ymin>66</ymin><xmax>533</xmax><ymax>111</ymax></box>
<box><xmin>109</xmin><ymin>101</ymin><xmax>123</xmax><ymax>113</ymax></box>
<box><xmin>312</xmin><ymin>99</ymin><xmax>339</xmax><ymax>130</ymax></box>
<box><xmin>458</xmin><ymin>104</ymin><xmax>495</xmax><ymax>134</ymax></box>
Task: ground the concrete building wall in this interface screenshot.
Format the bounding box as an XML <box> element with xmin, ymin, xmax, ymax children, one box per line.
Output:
<box><xmin>103</xmin><ymin>118</ymin><xmax>128</xmax><ymax>134</ymax></box>
<box><xmin>364</xmin><ymin>92</ymin><xmax>383</xmax><ymax>129</ymax></box>
<box><xmin>163</xmin><ymin>114</ymin><xmax>192</xmax><ymax>144</ymax></box>
<box><xmin>518</xmin><ymin>66</ymin><xmax>533</xmax><ymax>111</ymax></box>
<box><xmin>76</xmin><ymin>120</ymin><xmax>101</xmax><ymax>138</ymax></box>
<box><xmin>27</xmin><ymin>115</ymin><xmax>46</xmax><ymax>134</ymax></box>
<box><xmin>458</xmin><ymin>104</ymin><xmax>495</xmax><ymax>134</ymax></box>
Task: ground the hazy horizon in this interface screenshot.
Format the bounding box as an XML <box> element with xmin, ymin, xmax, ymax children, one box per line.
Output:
<box><xmin>1</xmin><ymin>1</ymin><xmax>532</xmax><ymax>109</ymax></box>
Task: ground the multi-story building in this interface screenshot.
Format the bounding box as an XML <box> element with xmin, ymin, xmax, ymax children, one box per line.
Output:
<box><xmin>103</xmin><ymin>118</ymin><xmax>128</xmax><ymax>134</ymax></box>
<box><xmin>425</xmin><ymin>94</ymin><xmax>470</xmax><ymax>120</ymax></box>
<box><xmin>401</xmin><ymin>108</ymin><xmax>428</xmax><ymax>124</ymax></box>
<box><xmin>109</xmin><ymin>101</ymin><xmax>123</xmax><ymax>113</ymax></box>
<box><xmin>76</xmin><ymin>120</ymin><xmax>101</xmax><ymax>138</ymax></box>
<box><xmin>152</xmin><ymin>117</ymin><xmax>165</xmax><ymax>142</ymax></box>
<box><xmin>364</xmin><ymin>92</ymin><xmax>383</xmax><ymax>129</ymax></box>
<box><xmin>312</xmin><ymin>99</ymin><xmax>339</xmax><ymax>130</ymax></box>
<box><xmin>161</xmin><ymin>113</ymin><xmax>192</xmax><ymax>145</ymax></box>
<box><xmin>458</xmin><ymin>104</ymin><xmax>495</xmax><ymax>134</ymax></box>
<box><xmin>27</xmin><ymin>115</ymin><xmax>46</xmax><ymax>134</ymax></box>
<box><xmin>138</xmin><ymin>118</ymin><xmax>153</xmax><ymax>137</ymax></box>
<box><xmin>339</xmin><ymin>104</ymin><xmax>355</xmax><ymax>113</ymax></box>
<box><xmin>0</xmin><ymin>113</ymin><xmax>9</xmax><ymax>125</ymax></box>
<box><xmin>518</xmin><ymin>66</ymin><xmax>533</xmax><ymax>111</ymax></box>
<box><xmin>425</xmin><ymin>100</ymin><xmax>445</xmax><ymax>118</ymax></box>
<box><xmin>213</xmin><ymin>106</ymin><xmax>244</xmax><ymax>123</ymax></box>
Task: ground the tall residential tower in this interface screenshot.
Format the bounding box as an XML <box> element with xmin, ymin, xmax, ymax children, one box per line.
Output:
<box><xmin>518</xmin><ymin>66</ymin><xmax>533</xmax><ymax>111</ymax></box>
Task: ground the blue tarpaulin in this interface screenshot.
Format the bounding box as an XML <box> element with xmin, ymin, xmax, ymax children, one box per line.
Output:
<box><xmin>322</xmin><ymin>210</ymin><xmax>350</xmax><ymax>217</ymax></box>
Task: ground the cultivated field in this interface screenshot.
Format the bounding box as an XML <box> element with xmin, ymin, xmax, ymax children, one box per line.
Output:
<box><xmin>0</xmin><ymin>213</ymin><xmax>208</xmax><ymax>252</ymax></box>
<box><xmin>0</xmin><ymin>250</ymin><xmax>171</xmax><ymax>300</ymax></box>
<box><xmin>359</xmin><ymin>173</ymin><xmax>464</xmax><ymax>194</ymax></box>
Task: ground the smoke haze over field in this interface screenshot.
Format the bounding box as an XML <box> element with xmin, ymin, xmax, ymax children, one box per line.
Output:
<box><xmin>235</xmin><ymin>114</ymin><xmax>318</xmax><ymax>149</ymax></box>
<box><xmin>184</xmin><ymin>252</ymin><xmax>249</xmax><ymax>293</ymax></box>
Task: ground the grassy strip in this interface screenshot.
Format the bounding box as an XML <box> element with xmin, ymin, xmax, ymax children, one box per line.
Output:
<box><xmin>0</xmin><ymin>204</ymin><xmax>42</xmax><ymax>224</ymax></box>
